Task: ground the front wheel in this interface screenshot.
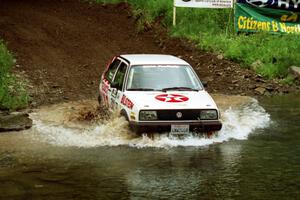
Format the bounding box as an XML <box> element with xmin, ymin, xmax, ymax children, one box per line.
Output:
<box><xmin>206</xmin><ymin>131</ymin><xmax>218</xmax><ymax>138</ymax></box>
<box><xmin>120</xmin><ymin>109</ymin><xmax>129</xmax><ymax>121</ymax></box>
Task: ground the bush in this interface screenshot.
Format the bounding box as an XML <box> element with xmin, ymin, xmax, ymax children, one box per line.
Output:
<box><xmin>0</xmin><ymin>40</ymin><xmax>29</xmax><ymax>110</ymax></box>
<box><xmin>0</xmin><ymin>41</ymin><xmax>14</xmax><ymax>78</ymax></box>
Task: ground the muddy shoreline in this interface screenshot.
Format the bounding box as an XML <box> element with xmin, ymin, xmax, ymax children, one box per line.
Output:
<box><xmin>0</xmin><ymin>0</ymin><xmax>299</xmax><ymax>109</ymax></box>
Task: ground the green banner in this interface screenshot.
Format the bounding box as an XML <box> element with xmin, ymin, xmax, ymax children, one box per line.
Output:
<box><xmin>235</xmin><ymin>3</ymin><xmax>300</xmax><ymax>34</ymax></box>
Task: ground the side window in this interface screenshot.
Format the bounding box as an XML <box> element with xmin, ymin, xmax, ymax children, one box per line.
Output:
<box><xmin>112</xmin><ymin>62</ymin><xmax>128</xmax><ymax>90</ymax></box>
<box><xmin>105</xmin><ymin>59</ymin><xmax>121</xmax><ymax>82</ymax></box>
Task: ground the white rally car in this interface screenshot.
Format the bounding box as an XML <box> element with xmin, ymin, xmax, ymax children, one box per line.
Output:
<box><xmin>98</xmin><ymin>54</ymin><xmax>222</xmax><ymax>134</ymax></box>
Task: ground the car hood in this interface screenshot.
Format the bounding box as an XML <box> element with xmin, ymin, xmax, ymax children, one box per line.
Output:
<box><xmin>125</xmin><ymin>91</ymin><xmax>218</xmax><ymax>110</ymax></box>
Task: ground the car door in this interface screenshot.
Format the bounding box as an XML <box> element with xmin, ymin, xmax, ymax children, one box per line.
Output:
<box><xmin>110</xmin><ymin>61</ymin><xmax>128</xmax><ymax>109</ymax></box>
<box><xmin>101</xmin><ymin>58</ymin><xmax>121</xmax><ymax>106</ymax></box>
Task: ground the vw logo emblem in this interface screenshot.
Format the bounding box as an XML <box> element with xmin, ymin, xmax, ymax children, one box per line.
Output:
<box><xmin>176</xmin><ymin>112</ymin><xmax>183</xmax><ymax>118</ymax></box>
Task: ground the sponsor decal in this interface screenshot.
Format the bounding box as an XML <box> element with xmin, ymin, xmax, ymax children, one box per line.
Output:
<box><xmin>111</xmin><ymin>88</ymin><xmax>117</xmax><ymax>98</ymax></box>
<box><xmin>101</xmin><ymin>79</ymin><xmax>110</xmax><ymax>94</ymax></box>
<box><xmin>121</xmin><ymin>95</ymin><xmax>134</xmax><ymax>109</ymax></box>
<box><xmin>245</xmin><ymin>0</ymin><xmax>274</xmax><ymax>8</ymax></box>
<box><xmin>238</xmin><ymin>0</ymin><xmax>300</xmax><ymax>11</ymax></box>
<box><xmin>155</xmin><ymin>94</ymin><xmax>189</xmax><ymax>103</ymax></box>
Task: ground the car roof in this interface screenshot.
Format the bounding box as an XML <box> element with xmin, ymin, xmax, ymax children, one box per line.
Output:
<box><xmin>120</xmin><ymin>54</ymin><xmax>190</xmax><ymax>66</ymax></box>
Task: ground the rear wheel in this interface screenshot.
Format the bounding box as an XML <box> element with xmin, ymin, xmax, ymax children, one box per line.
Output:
<box><xmin>97</xmin><ymin>94</ymin><xmax>102</xmax><ymax>105</ymax></box>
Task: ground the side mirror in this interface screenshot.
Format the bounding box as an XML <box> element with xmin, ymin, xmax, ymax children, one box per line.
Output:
<box><xmin>202</xmin><ymin>81</ymin><xmax>208</xmax><ymax>88</ymax></box>
<box><xmin>110</xmin><ymin>82</ymin><xmax>118</xmax><ymax>88</ymax></box>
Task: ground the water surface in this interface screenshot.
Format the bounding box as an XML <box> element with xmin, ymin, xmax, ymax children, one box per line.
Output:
<box><xmin>0</xmin><ymin>94</ymin><xmax>299</xmax><ymax>199</ymax></box>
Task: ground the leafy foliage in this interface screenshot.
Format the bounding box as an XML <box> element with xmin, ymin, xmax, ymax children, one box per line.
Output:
<box><xmin>0</xmin><ymin>40</ymin><xmax>29</xmax><ymax>110</ymax></box>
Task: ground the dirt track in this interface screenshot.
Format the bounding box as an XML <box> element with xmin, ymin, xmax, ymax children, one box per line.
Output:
<box><xmin>0</xmin><ymin>0</ymin><xmax>298</xmax><ymax>106</ymax></box>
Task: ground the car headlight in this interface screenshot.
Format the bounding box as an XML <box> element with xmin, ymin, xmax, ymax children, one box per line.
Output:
<box><xmin>139</xmin><ymin>111</ymin><xmax>157</xmax><ymax>121</ymax></box>
<box><xmin>200</xmin><ymin>110</ymin><xmax>218</xmax><ymax>120</ymax></box>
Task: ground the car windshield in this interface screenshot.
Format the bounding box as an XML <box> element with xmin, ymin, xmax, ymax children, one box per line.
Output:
<box><xmin>126</xmin><ymin>65</ymin><xmax>203</xmax><ymax>91</ymax></box>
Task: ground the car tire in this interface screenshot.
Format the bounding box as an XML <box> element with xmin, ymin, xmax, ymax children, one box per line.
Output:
<box><xmin>97</xmin><ymin>94</ymin><xmax>102</xmax><ymax>105</ymax></box>
<box><xmin>120</xmin><ymin>109</ymin><xmax>129</xmax><ymax>121</ymax></box>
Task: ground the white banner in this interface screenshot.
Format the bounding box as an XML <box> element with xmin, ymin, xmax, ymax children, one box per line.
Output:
<box><xmin>174</xmin><ymin>0</ymin><xmax>233</xmax><ymax>8</ymax></box>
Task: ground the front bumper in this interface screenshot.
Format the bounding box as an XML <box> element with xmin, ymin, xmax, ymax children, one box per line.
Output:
<box><xmin>129</xmin><ymin>120</ymin><xmax>222</xmax><ymax>134</ymax></box>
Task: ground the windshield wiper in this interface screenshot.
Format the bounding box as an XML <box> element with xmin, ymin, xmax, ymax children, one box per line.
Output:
<box><xmin>162</xmin><ymin>87</ymin><xmax>199</xmax><ymax>92</ymax></box>
<box><xmin>127</xmin><ymin>88</ymin><xmax>157</xmax><ymax>91</ymax></box>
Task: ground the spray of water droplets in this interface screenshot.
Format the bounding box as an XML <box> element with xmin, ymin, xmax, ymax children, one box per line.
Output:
<box><xmin>30</xmin><ymin>98</ymin><xmax>270</xmax><ymax>148</ymax></box>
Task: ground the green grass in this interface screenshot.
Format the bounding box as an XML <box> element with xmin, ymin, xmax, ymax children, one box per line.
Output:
<box><xmin>91</xmin><ymin>0</ymin><xmax>300</xmax><ymax>80</ymax></box>
<box><xmin>0</xmin><ymin>40</ymin><xmax>29</xmax><ymax>111</ymax></box>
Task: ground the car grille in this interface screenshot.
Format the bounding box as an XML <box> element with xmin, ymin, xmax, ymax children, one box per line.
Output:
<box><xmin>157</xmin><ymin>109</ymin><xmax>201</xmax><ymax>121</ymax></box>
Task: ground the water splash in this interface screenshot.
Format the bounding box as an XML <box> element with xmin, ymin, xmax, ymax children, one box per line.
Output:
<box><xmin>30</xmin><ymin>97</ymin><xmax>270</xmax><ymax>148</ymax></box>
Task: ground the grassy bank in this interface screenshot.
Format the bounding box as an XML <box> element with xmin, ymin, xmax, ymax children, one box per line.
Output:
<box><xmin>0</xmin><ymin>40</ymin><xmax>29</xmax><ymax>110</ymax></box>
<box><xmin>93</xmin><ymin>0</ymin><xmax>300</xmax><ymax>81</ymax></box>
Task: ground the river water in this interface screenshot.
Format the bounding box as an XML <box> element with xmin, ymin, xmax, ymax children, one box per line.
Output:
<box><xmin>0</xmin><ymin>94</ymin><xmax>299</xmax><ymax>199</ymax></box>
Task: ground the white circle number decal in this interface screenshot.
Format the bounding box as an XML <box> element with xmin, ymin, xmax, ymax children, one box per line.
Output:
<box><xmin>155</xmin><ymin>94</ymin><xmax>189</xmax><ymax>103</ymax></box>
